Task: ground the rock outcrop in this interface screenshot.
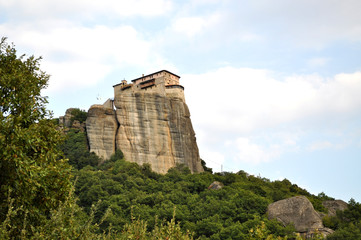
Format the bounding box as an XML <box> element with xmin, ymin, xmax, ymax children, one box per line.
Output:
<box><xmin>59</xmin><ymin>108</ymin><xmax>86</xmax><ymax>132</ymax></box>
<box><xmin>86</xmin><ymin>102</ymin><xmax>118</xmax><ymax>162</ymax></box>
<box><xmin>86</xmin><ymin>70</ymin><xmax>204</xmax><ymax>174</ymax></box>
<box><xmin>59</xmin><ymin>108</ymin><xmax>77</xmax><ymax>128</ymax></box>
<box><xmin>322</xmin><ymin>200</ymin><xmax>348</xmax><ymax>217</ymax></box>
<box><xmin>208</xmin><ymin>181</ymin><xmax>223</xmax><ymax>190</ymax></box>
<box><xmin>267</xmin><ymin>196</ymin><xmax>333</xmax><ymax>237</ymax></box>
<box><xmin>267</xmin><ymin>196</ymin><xmax>323</xmax><ymax>232</ymax></box>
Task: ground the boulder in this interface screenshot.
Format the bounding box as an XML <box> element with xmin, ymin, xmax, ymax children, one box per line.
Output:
<box><xmin>267</xmin><ymin>196</ymin><xmax>323</xmax><ymax>233</ymax></box>
<box><xmin>322</xmin><ymin>200</ymin><xmax>348</xmax><ymax>217</ymax></box>
<box><xmin>208</xmin><ymin>181</ymin><xmax>223</xmax><ymax>190</ymax></box>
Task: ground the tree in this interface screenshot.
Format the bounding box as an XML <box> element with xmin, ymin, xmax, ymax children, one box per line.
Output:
<box><xmin>0</xmin><ymin>37</ymin><xmax>72</xmax><ymax>234</ymax></box>
<box><xmin>69</xmin><ymin>108</ymin><xmax>87</xmax><ymax>124</ymax></box>
<box><xmin>60</xmin><ymin>129</ymin><xmax>99</xmax><ymax>169</ymax></box>
<box><xmin>200</xmin><ymin>159</ymin><xmax>212</xmax><ymax>173</ymax></box>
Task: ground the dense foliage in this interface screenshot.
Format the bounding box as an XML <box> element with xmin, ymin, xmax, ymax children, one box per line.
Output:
<box><xmin>73</xmin><ymin>153</ymin><xmax>331</xmax><ymax>239</ymax></box>
<box><xmin>324</xmin><ymin>199</ymin><xmax>361</xmax><ymax>240</ymax></box>
<box><xmin>70</xmin><ymin>108</ymin><xmax>87</xmax><ymax>124</ymax></box>
<box><xmin>60</xmin><ymin>129</ymin><xmax>99</xmax><ymax>169</ymax></box>
<box><xmin>0</xmin><ymin>37</ymin><xmax>72</xmax><ymax>236</ymax></box>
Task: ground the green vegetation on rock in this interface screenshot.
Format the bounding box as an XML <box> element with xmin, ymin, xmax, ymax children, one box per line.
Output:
<box><xmin>61</xmin><ymin>129</ymin><xmax>99</xmax><ymax>169</ymax></box>
<box><xmin>70</xmin><ymin>108</ymin><xmax>87</xmax><ymax>125</ymax></box>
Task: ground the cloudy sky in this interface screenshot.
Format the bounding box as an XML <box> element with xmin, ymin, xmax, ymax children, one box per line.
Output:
<box><xmin>1</xmin><ymin>0</ymin><xmax>361</xmax><ymax>202</ymax></box>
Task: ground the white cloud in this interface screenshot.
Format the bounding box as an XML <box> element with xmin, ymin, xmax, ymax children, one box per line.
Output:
<box><xmin>7</xmin><ymin>24</ymin><xmax>151</xmax><ymax>64</ymax></box>
<box><xmin>199</xmin><ymin>149</ymin><xmax>225</xmax><ymax>173</ymax></box>
<box><xmin>94</xmin><ymin>0</ymin><xmax>173</xmax><ymax>17</ymax></box>
<box><xmin>262</xmin><ymin>1</ymin><xmax>361</xmax><ymax>47</ymax></box>
<box><xmin>1</xmin><ymin>23</ymin><xmax>169</xmax><ymax>92</ymax></box>
<box><xmin>235</xmin><ymin>137</ymin><xmax>282</xmax><ymax>164</ymax></box>
<box><xmin>308</xmin><ymin>140</ymin><xmax>348</xmax><ymax>152</ymax></box>
<box><xmin>307</xmin><ymin>57</ymin><xmax>330</xmax><ymax>67</ymax></box>
<box><xmin>0</xmin><ymin>0</ymin><xmax>173</xmax><ymax>20</ymax></box>
<box><xmin>43</xmin><ymin>61</ymin><xmax>111</xmax><ymax>93</ymax></box>
<box><xmin>308</xmin><ymin>141</ymin><xmax>333</xmax><ymax>151</ymax></box>
<box><xmin>173</xmin><ymin>17</ymin><xmax>207</xmax><ymax>38</ymax></box>
<box><xmin>198</xmin><ymin>1</ymin><xmax>361</xmax><ymax>49</ymax></box>
<box><xmin>164</xmin><ymin>0</ymin><xmax>361</xmax><ymax>52</ymax></box>
<box><xmin>184</xmin><ymin>68</ymin><xmax>361</xmax><ymax>134</ymax></box>
<box><xmin>189</xmin><ymin>0</ymin><xmax>223</xmax><ymax>6</ymax></box>
<box><xmin>172</xmin><ymin>14</ymin><xmax>220</xmax><ymax>38</ymax></box>
<box><xmin>237</xmin><ymin>33</ymin><xmax>261</xmax><ymax>42</ymax></box>
<box><xmin>183</xmin><ymin>67</ymin><xmax>361</xmax><ymax>164</ymax></box>
<box><xmin>224</xmin><ymin>132</ymin><xmax>300</xmax><ymax>165</ymax></box>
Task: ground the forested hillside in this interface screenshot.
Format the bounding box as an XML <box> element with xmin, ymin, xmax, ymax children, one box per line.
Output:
<box><xmin>60</xmin><ymin>128</ymin><xmax>361</xmax><ymax>239</ymax></box>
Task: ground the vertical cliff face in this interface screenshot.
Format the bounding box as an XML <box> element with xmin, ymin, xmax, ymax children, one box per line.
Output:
<box><xmin>86</xmin><ymin>70</ymin><xmax>203</xmax><ymax>174</ymax></box>
<box><xmin>86</xmin><ymin>102</ymin><xmax>118</xmax><ymax>162</ymax></box>
<box><xmin>114</xmin><ymin>91</ymin><xmax>202</xmax><ymax>173</ymax></box>
<box><xmin>59</xmin><ymin>108</ymin><xmax>77</xmax><ymax>127</ymax></box>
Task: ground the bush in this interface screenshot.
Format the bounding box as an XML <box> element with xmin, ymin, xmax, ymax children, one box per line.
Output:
<box><xmin>60</xmin><ymin>129</ymin><xmax>100</xmax><ymax>169</ymax></box>
<box><xmin>70</xmin><ymin>108</ymin><xmax>87</xmax><ymax>124</ymax></box>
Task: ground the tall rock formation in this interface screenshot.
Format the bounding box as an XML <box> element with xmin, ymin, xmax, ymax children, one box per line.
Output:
<box><xmin>86</xmin><ymin>99</ymin><xmax>118</xmax><ymax>162</ymax></box>
<box><xmin>87</xmin><ymin>70</ymin><xmax>203</xmax><ymax>174</ymax></box>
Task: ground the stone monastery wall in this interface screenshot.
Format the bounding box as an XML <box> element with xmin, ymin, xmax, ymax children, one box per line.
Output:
<box><xmin>113</xmin><ymin>70</ymin><xmax>185</xmax><ymax>102</ymax></box>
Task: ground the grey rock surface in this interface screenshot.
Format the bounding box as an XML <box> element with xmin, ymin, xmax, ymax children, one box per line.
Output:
<box><xmin>86</xmin><ymin>104</ymin><xmax>118</xmax><ymax>162</ymax></box>
<box><xmin>59</xmin><ymin>108</ymin><xmax>77</xmax><ymax>127</ymax></box>
<box><xmin>114</xmin><ymin>90</ymin><xmax>203</xmax><ymax>174</ymax></box>
<box><xmin>267</xmin><ymin>196</ymin><xmax>323</xmax><ymax>233</ymax></box>
<box><xmin>85</xmin><ymin>70</ymin><xmax>204</xmax><ymax>174</ymax></box>
<box><xmin>322</xmin><ymin>200</ymin><xmax>348</xmax><ymax>217</ymax></box>
<box><xmin>208</xmin><ymin>181</ymin><xmax>223</xmax><ymax>190</ymax></box>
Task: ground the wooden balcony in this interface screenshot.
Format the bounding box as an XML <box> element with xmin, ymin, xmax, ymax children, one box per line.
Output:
<box><xmin>139</xmin><ymin>79</ymin><xmax>155</xmax><ymax>89</ymax></box>
<box><xmin>165</xmin><ymin>84</ymin><xmax>184</xmax><ymax>90</ymax></box>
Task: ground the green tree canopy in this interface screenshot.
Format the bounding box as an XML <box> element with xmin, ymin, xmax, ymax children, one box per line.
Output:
<box><xmin>70</xmin><ymin>108</ymin><xmax>87</xmax><ymax>124</ymax></box>
<box><xmin>0</xmin><ymin>37</ymin><xmax>72</xmax><ymax>233</ymax></box>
